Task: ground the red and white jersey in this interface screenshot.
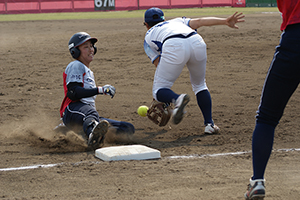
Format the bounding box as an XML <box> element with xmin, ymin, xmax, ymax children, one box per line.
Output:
<box><xmin>60</xmin><ymin>60</ymin><xmax>97</xmax><ymax>117</ymax></box>
<box><xmin>277</xmin><ymin>0</ymin><xmax>300</xmax><ymax>30</ymax></box>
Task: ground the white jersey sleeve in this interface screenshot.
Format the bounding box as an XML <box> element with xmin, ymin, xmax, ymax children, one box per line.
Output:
<box><xmin>169</xmin><ymin>17</ymin><xmax>192</xmax><ymax>27</ymax></box>
<box><xmin>144</xmin><ymin>40</ymin><xmax>160</xmax><ymax>63</ymax></box>
<box><xmin>65</xmin><ymin>60</ymin><xmax>86</xmax><ymax>85</ymax></box>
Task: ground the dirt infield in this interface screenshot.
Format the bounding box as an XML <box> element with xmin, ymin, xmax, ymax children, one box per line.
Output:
<box><xmin>1</xmin><ymin>12</ymin><xmax>300</xmax><ymax>199</ymax></box>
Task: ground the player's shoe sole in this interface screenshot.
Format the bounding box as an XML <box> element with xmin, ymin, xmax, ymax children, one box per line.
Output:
<box><xmin>87</xmin><ymin>120</ymin><xmax>109</xmax><ymax>150</ymax></box>
<box><xmin>245</xmin><ymin>196</ymin><xmax>265</xmax><ymax>200</ymax></box>
<box><xmin>172</xmin><ymin>94</ymin><xmax>190</xmax><ymax>125</ymax></box>
<box><xmin>244</xmin><ymin>179</ymin><xmax>265</xmax><ymax>200</ymax></box>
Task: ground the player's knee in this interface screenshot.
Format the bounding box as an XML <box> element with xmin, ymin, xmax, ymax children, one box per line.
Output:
<box><xmin>83</xmin><ymin>117</ymin><xmax>99</xmax><ymax>136</ymax></box>
<box><xmin>256</xmin><ymin>113</ymin><xmax>279</xmax><ymax>128</ymax></box>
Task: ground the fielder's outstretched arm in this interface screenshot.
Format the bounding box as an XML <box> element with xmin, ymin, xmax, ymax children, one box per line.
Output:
<box><xmin>189</xmin><ymin>12</ymin><xmax>245</xmax><ymax>30</ymax></box>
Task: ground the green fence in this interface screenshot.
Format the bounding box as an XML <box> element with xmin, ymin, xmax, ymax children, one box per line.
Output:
<box><xmin>246</xmin><ymin>0</ymin><xmax>277</xmax><ymax>7</ymax></box>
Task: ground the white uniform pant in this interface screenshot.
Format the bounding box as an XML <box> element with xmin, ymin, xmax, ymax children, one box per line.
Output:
<box><xmin>153</xmin><ymin>34</ymin><xmax>208</xmax><ymax>100</ymax></box>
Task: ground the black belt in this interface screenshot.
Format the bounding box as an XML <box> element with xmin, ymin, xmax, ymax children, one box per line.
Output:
<box><xmin>163</xmin><ymin>31</ymin><xmax>197</xmax><ymax>44</ymax></box>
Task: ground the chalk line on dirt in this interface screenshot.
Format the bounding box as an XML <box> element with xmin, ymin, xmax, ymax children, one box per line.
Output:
<box><xmin>0</xmin><ymin>148</ymin><xmax>299</xmax><ymax>172</ymax></box>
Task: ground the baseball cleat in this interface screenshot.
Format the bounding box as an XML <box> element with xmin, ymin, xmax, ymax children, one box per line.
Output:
<box><xmin>172</xmin><ymin>94</ymin><xmax>190</xmax><ymax>125</ymax></box>
<box><xmin>87</xmin><ymin>120</ymin><xmax>109</xmax><ymax>150</ymax></box>
<box><xmin>204</xmin><ymin>123</ymin><xmax>220</xmax><ymax>134</ymax></box>
<box><xmin>244</xmin><ymin>179</ymin><xmax>265</xmax><ymax>200</ymax></box>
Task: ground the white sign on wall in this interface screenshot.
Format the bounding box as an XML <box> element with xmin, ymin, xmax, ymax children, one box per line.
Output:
<box><xmin>95</xmin><ymin>0</ymin><xmax>115</xmax><ymax>10</ymax></box>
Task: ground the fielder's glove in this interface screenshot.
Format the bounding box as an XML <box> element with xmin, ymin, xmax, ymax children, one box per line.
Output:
<box><xmin>98</xmin><ymin>84</ymin><xmax>116</xmax><ymax>98</ymax></box>
<box><xmin>147</xmin><ymin>99</ymin><xmax>172</xmax><ymax>127</ymax></box>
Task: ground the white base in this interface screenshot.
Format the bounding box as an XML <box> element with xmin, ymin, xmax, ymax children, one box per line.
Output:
<box><xmin>95</xmin><ymin>145</ymin><xmax>161</xmax><ymax>161</ymax></box>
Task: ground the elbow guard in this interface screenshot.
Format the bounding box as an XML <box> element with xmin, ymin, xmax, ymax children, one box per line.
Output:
<box><xmin>66</xmin><ymin>82</ymin><xmax>82</xmax><ymax>101</ymax></box>
<box><xmin>67</xmin><ymin>89</ymin><xmax>78</xmax><ymax>101</ymax></box>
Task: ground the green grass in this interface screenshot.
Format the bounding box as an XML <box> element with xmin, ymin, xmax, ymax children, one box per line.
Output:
<box><xmin>0</xmin><ymin>7</ymin><xmax>279</xmax><ymax>22</ymax></box>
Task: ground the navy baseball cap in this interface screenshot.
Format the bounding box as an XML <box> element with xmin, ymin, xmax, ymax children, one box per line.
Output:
<box><xmin>144</xmin><ymin>7</ymin><xmax>165</xmax><ymax>24</ymax></box>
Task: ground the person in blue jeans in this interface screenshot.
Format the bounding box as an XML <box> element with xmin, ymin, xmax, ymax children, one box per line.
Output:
<box><xmin>59</xmin><ymin>32</ymin><xmax>135</xmax><ymax>150</ymax></box>
<box><xmin>244</xmin><ymin>0</ymin><xmax>300</xmax><ymax>199</ymax></box>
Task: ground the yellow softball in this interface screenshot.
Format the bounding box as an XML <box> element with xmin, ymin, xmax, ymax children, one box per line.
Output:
<box><xmin>137</xmin><ymin>105</ymin><xmax>148</xmax><ymax>117</ymax></box>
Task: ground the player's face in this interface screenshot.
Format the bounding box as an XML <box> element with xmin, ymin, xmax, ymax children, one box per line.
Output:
<box><xmin>78</xmin><ymin>40</ymin><xmax>95</xmax><ymax>67</ymax></box>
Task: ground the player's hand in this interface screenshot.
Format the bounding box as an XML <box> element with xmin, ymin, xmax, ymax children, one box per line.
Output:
<box><xmin>226</xmin><ymin>12</ymin><xmax>245</xmax><ymax>29</ymax></box>
<box><xmin>100</xmin><ymin>85</ymin><xmax>116</xmax><ymax>98</ymax></box>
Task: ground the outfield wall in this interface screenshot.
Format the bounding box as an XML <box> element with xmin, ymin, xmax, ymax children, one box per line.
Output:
<box><xmin>0</xmin><ymin>0</ymin><xmax>245</xmax><ymax>14</ymax></box>
<box><xmin>246</xmin><ymin>0</ymin><xmax>277</xmax><ymax>7</ymax></box>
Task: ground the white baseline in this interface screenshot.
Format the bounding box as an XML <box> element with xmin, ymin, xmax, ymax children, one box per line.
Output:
<box><xmin>0</xmin><ymin>148</ymin><xmax>299</xmax><ymax>172</ymax></box>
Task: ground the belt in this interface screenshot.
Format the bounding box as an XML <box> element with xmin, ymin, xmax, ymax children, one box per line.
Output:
<box><xmin>162</xmin><ymin>31</ymin><xmax>197</xmax><ymax>44</ymax></box>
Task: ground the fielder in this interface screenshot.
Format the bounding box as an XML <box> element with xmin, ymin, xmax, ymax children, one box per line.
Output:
<box><xmin>60</xmin><ymin>32</ymin><xmax>135</xmax><ymax>150</ymax></box>
<box><xmin>244</xmin><ymin>0</ymin><xmax>300</xmax><ymax>199</ymax></box>
<box><xmin>143</xmin><ymin>7</ymin><xmax>244</xmax><ymax>133</ymax></box>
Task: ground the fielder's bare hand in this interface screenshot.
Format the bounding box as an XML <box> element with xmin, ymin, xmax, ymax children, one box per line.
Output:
<box><xmin>226</xmin><ymin>12</ymin><xmax>245</xmax><ymax>29</ymax></box>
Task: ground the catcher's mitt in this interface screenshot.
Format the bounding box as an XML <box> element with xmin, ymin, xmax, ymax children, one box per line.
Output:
<box><xmin>147</xmin><ymin>99</ymin><xmax>172</xmax><ymax>127</ymax></box>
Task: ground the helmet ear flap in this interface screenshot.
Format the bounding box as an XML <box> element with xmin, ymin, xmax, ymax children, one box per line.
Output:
<box><xmin>70</xmin><ymin>47</ymin><xmax>80</xmax><ymax>59</ymax></box>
